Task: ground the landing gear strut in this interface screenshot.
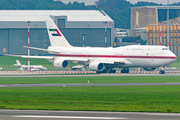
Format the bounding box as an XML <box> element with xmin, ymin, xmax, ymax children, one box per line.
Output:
<box><xmin>121</xmin><ymin>68</ymin><xmax>129</xmax><ymax>73</ymax></box>
<box><xmin>159</xmin><ymin>66</ymin><xmax>165</xmax><ymax>74</ymax></box>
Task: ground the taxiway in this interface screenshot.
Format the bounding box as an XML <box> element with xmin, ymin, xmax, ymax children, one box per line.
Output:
<box><xmin>0</xmin><ymin>110</ymin><xmax>180</xmax><ymax>120</ymax></box>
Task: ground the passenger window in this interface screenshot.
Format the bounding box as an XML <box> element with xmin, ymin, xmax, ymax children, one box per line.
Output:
<box><xmin>162</xmin><ymin>48</ymin><xmax>168</xmax><ymax>50</ymax></box>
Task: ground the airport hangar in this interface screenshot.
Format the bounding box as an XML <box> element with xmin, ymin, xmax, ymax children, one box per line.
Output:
<box><xmin>0</xmin><ymin>10</ymin><xmax>114</xmax><ymax>55</ymax></box>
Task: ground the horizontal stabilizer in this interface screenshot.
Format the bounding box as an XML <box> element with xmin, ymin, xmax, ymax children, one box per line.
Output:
<box><xmin>23</xmin><ymin>46</ymin><xmax>60</xmax><ymax>53</ymax></box>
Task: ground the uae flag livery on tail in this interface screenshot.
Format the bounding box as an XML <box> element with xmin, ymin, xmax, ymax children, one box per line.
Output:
<box><xmin>49</xmin><ymin>29</ymin><xmax>62</xmax><ymax>36</ymax></box>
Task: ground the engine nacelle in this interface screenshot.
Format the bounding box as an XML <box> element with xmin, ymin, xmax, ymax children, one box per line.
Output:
<box><xmin>54</xmin><ymin>59</ymin><xmax>68</xmax><ymax>69</ymax></box>
<box><xmin>89</xmin><ymin>61</ymin><xmax>104</xmax><ymax>71</ymax></box>
<box><xmin>143</xmin><ymin>67</ymin><xmax>156</xmax><ymax>71</ymax></box>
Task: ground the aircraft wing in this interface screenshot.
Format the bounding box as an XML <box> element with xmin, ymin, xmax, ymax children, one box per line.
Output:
<box><xmin>4</xmin><ymin>54</ymin><xmax>54</xmax><ymax>60</ymax></box>
<box><xmin>4</xmin><ymin>54</ymin><xmax>88</xmax><ymax>62</ymax></box>
<box><xmin>21</xmin><ymin>56</ymin><xmax>88</xmax><ymax>62</ymax></box>
<box><xmin>21</xmin><ymin>55</ymin><xmax>54</xmax><ymax>60</ymax></box>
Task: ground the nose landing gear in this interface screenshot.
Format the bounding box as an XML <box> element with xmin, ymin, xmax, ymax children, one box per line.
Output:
<box><xmin>159</xmin><ymin>66</ymin><xmax>165</xmax><ymax>74</ymax></box>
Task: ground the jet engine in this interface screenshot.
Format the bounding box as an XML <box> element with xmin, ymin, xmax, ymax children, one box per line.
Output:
<box><xmin>143</xmin><ymin>67</ymin><xmax>156</xmax><ymax>71</ymax></box>
<box><xmin>54</xmin><ymin>59</ymin><xmax>68</xmax><ymax>69</ymax></box>
<box><xmin>89</xmin><ymin>61</ymin><xmax>104</xmax><ymax>71</ymax></box>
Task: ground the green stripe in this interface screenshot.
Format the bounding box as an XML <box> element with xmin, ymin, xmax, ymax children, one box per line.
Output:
<box><xmin>49</xmin><ymin>29</ymin><xmax>56</xmax><ymax>31</ymax></box>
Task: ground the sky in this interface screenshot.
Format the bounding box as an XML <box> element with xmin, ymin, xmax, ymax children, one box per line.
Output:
<box><xmin>60</xmin><ymin>0</ymin><xmax>180</xmax><ymax>5</ymax></box>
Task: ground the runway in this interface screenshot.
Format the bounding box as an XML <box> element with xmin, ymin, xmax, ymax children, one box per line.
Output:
<box><xmin>0</xmin><ymin>110</ymin><xmax>180</xmax><ymax>120</ymax></box>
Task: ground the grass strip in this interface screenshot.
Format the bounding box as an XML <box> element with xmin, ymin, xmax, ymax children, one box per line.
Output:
<box><xmin>0</xmin><ymin>76</ymin><xmax>180</xmax><ymax>84</ymax></box>
<box><xmin>0</xmin><ymin>85</ymin><xmax>180</xmax><ymax>113</ymax></box>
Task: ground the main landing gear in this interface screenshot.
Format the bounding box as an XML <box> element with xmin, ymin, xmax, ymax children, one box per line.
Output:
<box><xmin>121</xmin><ymin>67</ymin><xmax>129</xmax><ymax>73</ymax></box>
<box><xmin>97</xmin><ymin>68</ymin><xmax>116</xmax><ymax>73</ymax></box>
<box><xmin>107</xmin><ymin>68</ymin><xmax>116</xmax><ymax>73</ymax></box>
<box><xmin>159</xmin><ymin>66</ymin><xmax>165</xmax><ymax>74</ymax></box>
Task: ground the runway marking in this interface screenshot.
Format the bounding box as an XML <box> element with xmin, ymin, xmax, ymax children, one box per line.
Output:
<box><xmin>142</xmin><ymin>113</ymin><xmax>180</xmax><ymax>116</ymax></box>
<box><xmin>12</xmin><ymin>115</ymin><xmax>127</xmax><ymax>119</ymax></box>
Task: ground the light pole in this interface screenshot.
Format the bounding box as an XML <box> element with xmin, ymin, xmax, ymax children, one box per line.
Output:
<box><xmin>160</xmin><ymin>21</ymin><xmax>162</xmax><ymax>45</ymax></box>
<box><xmin>81</xmin><ymin>32</ymin><xmax>86</xmax><ymax>47</ymax></box>
<box><xmin>103</xmin><ymin>21</ymin><xmax>108</xmax><ymax>47</ymax></box>
<box><xmin>27</xmin><ymin>20</ymin><xmax>31</xmax><ymax>72</ymax></box>
<box><xmin>167</xmin><ymin>0</ymin><xmax>169</xmax><ymax>49</ymax></box>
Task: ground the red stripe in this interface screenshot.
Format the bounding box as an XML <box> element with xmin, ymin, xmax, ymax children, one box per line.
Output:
<box><xmin>53</xmin><ymin>54</ymin><xmax>177</xmax><ymax>59</ymax></box>
<box><xmin>55</xmin><ymin>29</ymin><xmax>62</xmax><ymax>36</ymax></box>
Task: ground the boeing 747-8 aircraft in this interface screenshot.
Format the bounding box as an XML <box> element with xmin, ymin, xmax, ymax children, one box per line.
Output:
<box><xmin>22</xmin><ymin>20</ymin><xmax>176</xmax><ymax>74</ymax></box>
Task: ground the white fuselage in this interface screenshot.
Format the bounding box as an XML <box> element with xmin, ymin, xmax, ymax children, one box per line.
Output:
<box><xmin>48</xmin><ymin>45</ymin><xmax>177</xmax><ymax>68</ymax></box>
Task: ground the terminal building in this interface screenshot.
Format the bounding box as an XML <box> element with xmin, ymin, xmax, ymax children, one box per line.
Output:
<box><xmin>131</xmin><ymin>6</ymin><xmax>180</xmax><ymax>29</ymax></box>
<box><xmin>0</xmin><ymin>10</ymin><xmax>114</xmax><ymax>55</ymax></box>
<box><xmin>131</xmin><ymin>6</ymin><xmax>180</xmax><ymax>55</ymax></box>
<box><xmin>146</xmin><ymin>17</ymin><xmax>180</xmax><ymax>56</ymax></box>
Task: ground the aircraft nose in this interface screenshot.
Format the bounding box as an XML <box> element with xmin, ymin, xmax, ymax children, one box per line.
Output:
<box><xmin>171</xmin><ymin>53</ymin><xmax>177</xmax><ymax>63</ymax></box>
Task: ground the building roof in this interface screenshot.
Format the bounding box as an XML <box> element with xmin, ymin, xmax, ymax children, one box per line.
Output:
<box><xmin>0</xmin><ymin>10</ymin><xmax>113</xmax><ymax>22</ymax></box>
<box><xmin>149</xmin><ymin>17</ymin><xmax>180</xmax><ymax>26</ymax></box>
<box><xmin>131</xmin><ymin>6</ymin><xmax>180</xmax><ymax>10</ymax></box>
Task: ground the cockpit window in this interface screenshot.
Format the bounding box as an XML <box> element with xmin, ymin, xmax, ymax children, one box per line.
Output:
<box><xmin>162</xmin><ymin>48</ymin><xmax>168</xmax><ymax>50</ymax></box>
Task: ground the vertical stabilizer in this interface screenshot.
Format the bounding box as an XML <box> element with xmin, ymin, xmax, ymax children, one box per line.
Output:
<box><xmin>16</xmin><ymin>60</ymin><xmax>21</xmax><ymax>66</ymax></box>
<box><xmin>45</xmin><ymin>19</ymin><xmax>71</xmax><ymax>47</ymax></box>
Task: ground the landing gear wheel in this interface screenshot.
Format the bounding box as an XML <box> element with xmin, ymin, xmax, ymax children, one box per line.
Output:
<box><xmin>160</xmin><ymin>70</ymin><xmax>165</xmax><ymax>74</ymax></box>
<box><xmin>121</xmin><ymin>68</ymin><xmax>129</xmax><ymax>73</ymax></box>
<box><xmin>108</xmin><ymin>69</ymin><xmax>116</xmax><ymax>73</ymax></box>
<box><xmin>159</xmin><ymin>66</ymin><xmax>165</xmax><ymax>74</ymax></box>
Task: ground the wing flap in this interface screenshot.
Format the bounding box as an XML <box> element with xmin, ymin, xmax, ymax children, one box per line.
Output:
<box><xmin>63</xmin><ymin>57</ymin><xmax>88</xmax><ymax>62</ymax></box>
<box><xmin>100</xmin><ymin>60</ymin><xmax>132</xmax><ymax>65</ymax></box>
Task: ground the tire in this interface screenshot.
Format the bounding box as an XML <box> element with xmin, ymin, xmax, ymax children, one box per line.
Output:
<box><xmin>160</xmin><ymin>70</ymin><xmax>165</xmax><ymax>74</ymax></box>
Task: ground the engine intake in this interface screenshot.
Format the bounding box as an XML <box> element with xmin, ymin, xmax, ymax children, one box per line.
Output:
<box><xmin>143</xmin><ymin>67</ymin><xmax>156</xmax><ymax>71</ymax></box>
<box><xmin>54</xmin><ymin>59</ymin><xmax>68</xmax><ymax>69</ymax></box>
<box><xmin>89</xmin><ymin>61</ymin><xmax>104</xmax><ymax>71</ymax></box>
